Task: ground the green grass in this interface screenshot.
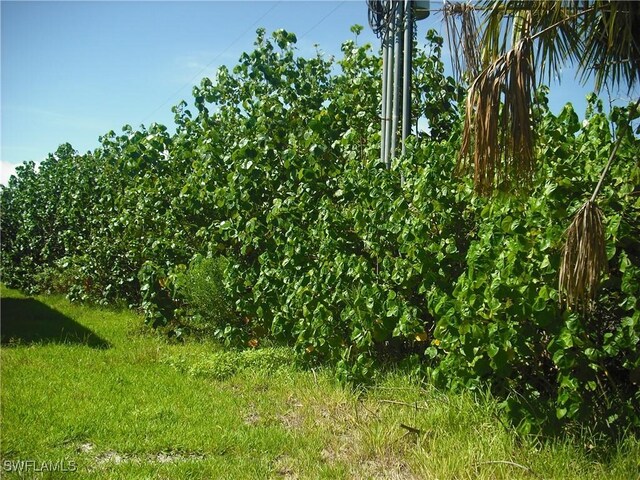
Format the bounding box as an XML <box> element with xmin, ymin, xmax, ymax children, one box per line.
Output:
<box><xmin>1</xmin><ymin>286</ymin><xmax>638</xmax><ymax>479</ymax></box>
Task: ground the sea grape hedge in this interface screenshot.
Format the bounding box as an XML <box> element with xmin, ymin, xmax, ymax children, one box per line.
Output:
<box><xmin>2</xmin><ymin>28</ymin><xmax>639</xmax><ymax>436</ymax></box>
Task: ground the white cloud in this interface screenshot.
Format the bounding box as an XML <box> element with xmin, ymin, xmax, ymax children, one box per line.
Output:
<box><xmin>0</xmin><ymin>161</ymin><xmax>18</xmax><ymax>187</ymax></box>
<box><xmin>173</xmin><ymin>51</ymin><xmax>239</xmax><ymax>85</ymax></box>
<box><xmin>4</xmin><ymin>105</ymin><xmax>107</xmax><ymax>132</ymax></box>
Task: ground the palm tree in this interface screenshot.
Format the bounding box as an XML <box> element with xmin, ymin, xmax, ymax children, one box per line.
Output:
<box><xmin>444</xmin><ymin>0</ymin><xmax>640</xmax><ymax>309</ymax></box>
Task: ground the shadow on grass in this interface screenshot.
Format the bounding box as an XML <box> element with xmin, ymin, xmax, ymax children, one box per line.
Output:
<box><xmin>1</xmin><ymin>297</ymin><xmax>110</xmax><ymax>348</ymax></box>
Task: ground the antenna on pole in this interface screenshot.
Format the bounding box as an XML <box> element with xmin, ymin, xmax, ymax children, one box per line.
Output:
<box><xmin>367</xmin><ymin>0</ymin><xmax>430</xmax><ymax>167</ymax></box>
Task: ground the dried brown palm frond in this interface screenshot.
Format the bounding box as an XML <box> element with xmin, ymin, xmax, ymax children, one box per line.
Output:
<box><xmin>460</xmin><ymin>35</ymin><xmax>535</xmax><ymax>194</ymax></box>
<box><xmin>455</xmin><ymin>1</ymin><xmax>586</xmax><ymax>194</ymax></box>
<box><xmin>443</xmin><ymin>1</ymin><xmax>482</xmax><ymax>81</ymax></box>
<box><xmin>559</xmin><ymin>200</ymin><xmax>607</xmax><ymax>311</ymax></box>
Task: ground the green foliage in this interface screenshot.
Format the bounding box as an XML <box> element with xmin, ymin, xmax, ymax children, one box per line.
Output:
<box><xmin>172</xmin><ymin>255</ymin><xmax>235</xmax><ymax>329</ymax></box>
<box><xmin>163</xmin><ymin>255</ymin><xmax>245</xmax><ymax>345</ymax></box>
<box><xmin>1</xmin><ymin>27</ymin><xmax>638</xmax><ymax>438</ymax></box>
<box><xmin>428</xmin><ymin>96</ymin><xmax>640</xmax><ymax>436</ymax></box>
<box><xmin>164</xmin><ymin>347</ymin><xmax>295</xmax><ymax>380</ymax></box>
<box><xmin>33</xmin><ymin>258</ymin><xmax>85</xmax><ymax>296</ymax></box>
<box><xmin>0</xmin><ymin>144</ymin><xmax>93</xmax><ymax>294</ymax></box>
<box><xmin>138</xmin><ymin>261</ymin><xmax>175</xmax><ymax>330</ymax></box>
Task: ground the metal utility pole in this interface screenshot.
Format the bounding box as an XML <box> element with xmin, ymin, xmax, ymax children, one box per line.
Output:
<box><xmin>368</xmin><ymin>0</ymin><xmax>430</xmax><ymax>167</ymax></box>
<box><xmin>380</xmin><ymin>27</ymin><xmax>389</xmax><ymax>166</ymax></box>
<box><xmin>401</xmin><ymin>0</ymin><xmax>413</xmax><ymax>156</ymax></box>
<box><xmin>389</xmin><ymin>0</ymin><xmax>403</xmax><ymax>168</ymax></box>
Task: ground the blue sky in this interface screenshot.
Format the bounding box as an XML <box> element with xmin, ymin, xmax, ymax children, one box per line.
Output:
<box><xmin>1</xmin><ymin>1</ymin><xmax>634</xmax><ymax>185</ymax></box>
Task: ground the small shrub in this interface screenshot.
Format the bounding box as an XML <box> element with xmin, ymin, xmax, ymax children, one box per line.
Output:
<box><xmin>32</xmin><ymin>257</ymin><xmax>84</xmax><ymax>296</ymax></box>
<box><xmin>174</xmin><ymin>255</ymin><xmax>234</xmax><ymax>328</ymax></box>
<box><xmin>164</xmin><ymin>347</ymin><xmax>295</xmax><ymax>380</ymax></box>
<box><xmin>165</xmin><ymin>255</ymin><xmax>248</xmax><ymax>345</ymax></box>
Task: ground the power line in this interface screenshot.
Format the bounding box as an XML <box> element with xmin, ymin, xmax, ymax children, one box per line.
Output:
<box><xmin>298</xmin><ymin>1</ymin><xmax>347</xmax><ymax>41</ymax></box>
<box><xmin>139</xmin><ymin>1</ymin><xmax>281</xmax><ymax>127</ymax></box>
<box><xmin>140</xmin><ymin>0</ymin><xmax>349</xmax><ymax>127</ymax></box>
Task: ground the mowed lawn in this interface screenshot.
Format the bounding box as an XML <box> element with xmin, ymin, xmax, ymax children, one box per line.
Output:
<box><xmin>1</xmin><ymin>286</ymin><xmax>638</xmax><ymax>479</ymax></box>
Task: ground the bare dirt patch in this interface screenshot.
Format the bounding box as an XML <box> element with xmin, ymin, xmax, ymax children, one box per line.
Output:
<box><xmin>76</xmin><ymin>443</ymin><xmax>205</xmax><ymax>467</ymax></box>
<box><xmin>244</xmin><ymin>402</ymin><xmax>262</xmax><ymax>426</ymax></box>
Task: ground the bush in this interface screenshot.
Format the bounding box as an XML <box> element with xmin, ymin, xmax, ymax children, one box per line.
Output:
<box><xmin>138</xmin><ymin>255</ymin><xmax>244</xmax><ymax>344</ymax></box>
<box><xmin>174</xmin><ymin>255</ymin><xmax>236</xmax><ymax>331</ymax></box>
<box><xmin>427</xmin><ymin>99</ymin><xmax>640</xmax><ymax>437</ymax></box>
<box><xmin>33</xmin><ymin>258</ymin><xmax>79</xmax><ymax>295</ymax></box>
<box><xmin>164</xmin><ymin>347</ymin><xmax>295</xmax><ymax>380</ymax></box>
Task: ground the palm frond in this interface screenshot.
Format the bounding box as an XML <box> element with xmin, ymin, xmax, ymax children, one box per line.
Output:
<box><xmin>443</xmin><ymin>1</ymin><xmax>482</xmax><ymax>81</ymax></box>
<box><xmin>559</xmin><ymin>200</ymin><xmax>608</xmax><ymax>310</ymax></box>
<box><xmin>455</xmin><ymin>1</ymin><xmax>639</xmax><ymax>195</ymax></box>
<box><xmin>577</xmin><ymin>0</ymin><xmax>640</xmax><ymax>92</ymax></box>
<box><xmin>460</xmin><ymin>36</ymin><xmax>535</xmax><ymax>194</ymax></box>
<box><xmin>477</xmin><ymin>1</ymin><xmax>640</xmax><ymax>95</ymax></box>
<box><xmin>528</xmin><ymin>1</ymin><xmax>583</xmax><ymax>85</ymax></box>
<box><xmin>477</xmin><ymin>1</ymin><xmax>584</xmax><ymax>84</ymax></box>
<box><xmin>558</xmin><ymin>98</ymin><xmax>638</xmax><ymax>310</ymax></box>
